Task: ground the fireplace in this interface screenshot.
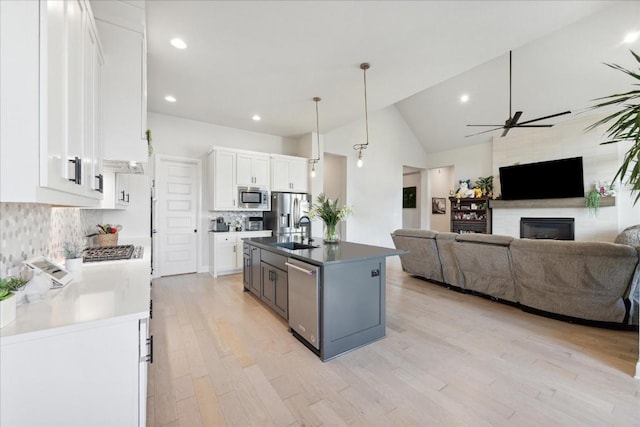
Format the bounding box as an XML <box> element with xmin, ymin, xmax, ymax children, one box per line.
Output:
<box><xmin>520</xmin><ymin>217</ymin><xmax>575</xmax><ymax>240</ymax></box>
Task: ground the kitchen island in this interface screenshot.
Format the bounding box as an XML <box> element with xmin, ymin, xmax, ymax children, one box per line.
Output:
<box><xmin>243</xmin><ymin>236</ymin><xmax>405</xmax><ymax>361</ymax></box>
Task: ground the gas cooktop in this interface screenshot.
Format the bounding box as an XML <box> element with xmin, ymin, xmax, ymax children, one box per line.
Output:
<box><xmin>83</xmin><ymin>245</ymin><xmax>143</xmax><ymax>262</ymax></box>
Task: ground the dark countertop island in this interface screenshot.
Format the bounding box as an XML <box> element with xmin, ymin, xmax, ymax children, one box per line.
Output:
<box><xmin>242</xmin><ymin>235</ymin><xmax>405</xmax><ymax>361</ymax></box>
<box><xmin>244</xmin><ymin>235</ymin><xmax>405</xmax><ymax>266</ymax></box>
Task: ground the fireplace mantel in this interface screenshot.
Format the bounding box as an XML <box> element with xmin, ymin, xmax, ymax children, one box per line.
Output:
<box><xmin>489</xmin><ymin>197</ymin><xmax>615</xmax><ymax>209</ymax></box>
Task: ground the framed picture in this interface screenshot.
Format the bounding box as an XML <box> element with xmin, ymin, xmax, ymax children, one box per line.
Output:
<box><xmin>432</xmin><ymin>197</ymin><xmax>446</xmax><ymax>214</ymax></box>
<box><xmin>403</xmin><ymin>186</ymin><xmax>417</xmax><ymax>208</ymax></box>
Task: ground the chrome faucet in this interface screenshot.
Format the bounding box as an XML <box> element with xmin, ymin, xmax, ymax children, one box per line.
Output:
<box><xmin>299</xmin><ymin>215</ymin><xmax>312</xmax><ymax>243</ymax></box>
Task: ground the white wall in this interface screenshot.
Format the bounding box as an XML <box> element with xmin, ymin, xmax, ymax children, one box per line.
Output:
<box><xmin>323</xmin><ymin>105</ymin><xmax>428</xmax><ymax>247</ymax></box>
<box><xmin>427</xmin><ymin>166</ymin><xmax>454</xmax><ymax>232</ymax></box>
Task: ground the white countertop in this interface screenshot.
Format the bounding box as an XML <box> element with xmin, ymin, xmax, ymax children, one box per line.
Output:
<box><xmin>0</xmin><ymin>238</ymin><xmax>151</xmax><ymax>345</ymax></box>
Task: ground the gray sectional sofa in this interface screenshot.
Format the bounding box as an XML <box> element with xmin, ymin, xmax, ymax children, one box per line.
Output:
<box><xmin>391</xmin><ymin>228</ymin><xmax>640</xmax><ymax>327</ymax></box>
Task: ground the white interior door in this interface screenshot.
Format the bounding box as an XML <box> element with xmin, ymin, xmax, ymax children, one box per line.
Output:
<box><xmin>157</xmin><ymin>157</ymin><xmax>198</xmax><ymax>276</ymax></box>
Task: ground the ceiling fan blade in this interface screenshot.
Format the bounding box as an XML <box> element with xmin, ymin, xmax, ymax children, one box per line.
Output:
<box><xmin>501</xmin><ymin>127</ymin><xmax>512</xmax><ymax>137</ymax></box>
<box><xmin>513</xmin><ymin>124</ymin><xmax>554</xmax><ymax>128</ymax></box>
<box><xmin>466</xmin><ymin>124</ymin><xmax>506</xmax><ymax>127</ymax></box>
<box><xmin>465</xmin><ymin>126</ymin><xmax>504</xmax><ymax>137</ymax></box>
<box><xmin>517</xmin><ymin>110</ymin><xmax>571</xmax><ymax>125</ymax></box>
<box><xmin>507</xmin><ymin>111</ymin><xmax>523</xmax><ymax>127</ymax></box>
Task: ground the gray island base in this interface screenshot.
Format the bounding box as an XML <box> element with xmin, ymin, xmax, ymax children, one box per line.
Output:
<box><xmin>242</xmin><ymin>236</ymin><xmax>405</xmax><ymax>361</ymax></box>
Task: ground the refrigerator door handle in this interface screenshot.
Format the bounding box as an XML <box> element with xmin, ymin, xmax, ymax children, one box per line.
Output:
<box><xmin>293</xmin><ymin>198</ymin><xmax>300</xmax><ymax>227</ymax></box>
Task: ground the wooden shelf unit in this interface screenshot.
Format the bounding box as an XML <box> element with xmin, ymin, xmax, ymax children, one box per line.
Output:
<box><xmin>449</xmin><ymin>197</ymin><xmax>492</xmax><ymax>234</ymax></box>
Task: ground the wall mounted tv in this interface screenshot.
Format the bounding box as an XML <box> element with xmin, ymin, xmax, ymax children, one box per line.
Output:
<box><xmin>499</xmin><ymin>157</ymin><xmax>584</xmax><ymax>201</ymax></box>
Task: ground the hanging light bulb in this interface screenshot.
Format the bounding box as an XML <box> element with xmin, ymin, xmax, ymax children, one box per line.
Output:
<box><xmin>353</xmin><ymin>62</ymin><xmax>371</xmax><ymax>168</ymax></box>
<box><xmin>308</xmin><ymin>97</ymin><xmax>321</xmax><ymax>176</ymax></box>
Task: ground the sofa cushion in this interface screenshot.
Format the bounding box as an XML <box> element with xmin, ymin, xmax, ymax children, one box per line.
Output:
<box><xmin>510</xmin><ymin>239</ymin><xmax>638</xmax><ymax>323</ymax></box>
<box><xmin>453</xmin><ymin>236</ymin><xmax>516</xmax><ymax>301</ymax></box>
<box><xmin>615</xmin><ymin>224</ymin><xmax>640</xmax><ymax>247</ymax></box>
<box><xmin>435</xmin><ymin>232</ymin><xmax>464</xmax><ymax>287</ymax></box>
<box><xmin>392</xmin><ymin>229</ymin><xmax>438</xmax><ymax>239</ymax></box>
<box><xmin>391</xmin><ymin>230</ymin><xmax>443</xmax><ymax>282</ymax></box>
<box><xmin>455</xmin><ymin>233</ymin><xmax>513</xmax><ymax>246</ymax></box>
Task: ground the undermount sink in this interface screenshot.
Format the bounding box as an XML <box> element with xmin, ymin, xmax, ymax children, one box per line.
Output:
<box><xmin>271</xmin><ymin>242</ymin><xmax>319</xmax><ymax>250</ymax></box>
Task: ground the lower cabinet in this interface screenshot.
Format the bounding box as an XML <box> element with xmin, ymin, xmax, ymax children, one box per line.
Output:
<box><xmin>243</xmin><ymin>242</ymin><xmax>288</xmax><ymax>320</ymax></box>
<box><xmin>0</xmin><ymin>316</ymin><xmax>151</xmax><ymax>426</ymax></box>
<box><xmin>261</xmin><ymin>261</ymin><xmax>288</xmax><ymax>319</ymax></box>
<box><xmin>211</xmin><ymin>231</ymin><xmax>271</xmax><ymax>277</ymax></box>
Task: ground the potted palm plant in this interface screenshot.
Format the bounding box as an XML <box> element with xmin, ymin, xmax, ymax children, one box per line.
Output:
<box><xmin>587</xmin><ymin>50</ymin><xmax>640</xmax><ymax>205</ymax></box>
<box><xmin>308</xmin><ymin>193</ymin><xmax>352</xmax><ymax>243</ymax></box>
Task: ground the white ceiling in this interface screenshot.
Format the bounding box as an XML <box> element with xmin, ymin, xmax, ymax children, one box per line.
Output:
<box><xmin>146</xmin><ymin>1</ymin><xmax>639</xmax><ymax>153</ymax></box>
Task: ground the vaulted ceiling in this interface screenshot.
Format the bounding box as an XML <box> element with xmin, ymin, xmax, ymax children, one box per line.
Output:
<box><xmin>146</xmin><ymin>1</ymin><xmax>639</xmax><ymax>153</ymax></box>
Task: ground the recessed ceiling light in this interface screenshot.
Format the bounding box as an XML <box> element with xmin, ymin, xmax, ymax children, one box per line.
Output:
<box><xmin>164</xmin><ymin>95</ymin><xmax>177</xmax><ymax>103</ymax></box>
<box><xmin>460</xmin><ymin>94</ymin><xmax>470</xmax><ymax>103</ymax></box>
<box><xmin>252</xmin><ymin>115</ymin><xmax>261</xmax><ymax>121</ymax></box>
<box><xmin>170</xmin><ymin>38</ymin><xmax>187</xmax><ymax>49</ymax></box>
<box><xmin>623</xmin><ymin>31</ymin><xmax>639</xmax><ymax>44</ymax></box>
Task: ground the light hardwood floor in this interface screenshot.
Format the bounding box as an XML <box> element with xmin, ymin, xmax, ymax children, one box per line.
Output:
<box><xmin>147</xmin><ymin>258</ymin><xmax>640</xmax><ymax>426</ymax></box>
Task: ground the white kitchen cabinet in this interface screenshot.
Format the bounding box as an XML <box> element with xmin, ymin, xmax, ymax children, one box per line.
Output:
<box><xmin>0</xmin><ymin>241</ymin><xmax>152</xmax><ymax>427</ymax></box>
<box><xmin>210</xmin><ymin>231</ymin><xmax>271</xmax><ymax>277</ymax></box>
<box><xmin>92</xmin><ymin>0</ymin><xmax>148</xmax><ymax>162</ymax></box>
<box><xmin>1</xmin><ymin>317</ymin><xmax>147</xmax><ymax>427</ymax></box>
<box><xmin>0</xmin><ymin>0</ymin><xmax>104</xmax><ymax>206</ymax></box>
<box><xmin>237</xmin><ymin>151</ymin><xmax>270</xmax><ymax>187</ymax></box>
<box><xmin>209</xmin><ymin>148</ymin><xmax>237</xmax><ymax>210</ymax></box>
<box><xmin>98</xmin><ymin>170</ymin><xmax>131</xmax><ymax>209</ymax></box>
<box><xmin>271</xmin><ymin>154</ymin><xmax>309</xmax><ymax>192</ymax></box>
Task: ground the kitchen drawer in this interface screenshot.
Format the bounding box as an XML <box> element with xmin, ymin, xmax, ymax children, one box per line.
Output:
<box><xmin>214</xmin><ymin>233</ymin><xmax>237</xmax><ymax>244</ymax></box>
<box><xmin>261</xmin><ymin>250</ymin><xmax>287</xmax><ymax>271</ymax></box>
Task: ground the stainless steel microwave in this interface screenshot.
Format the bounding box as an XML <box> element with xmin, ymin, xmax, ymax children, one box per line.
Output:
<box><xmin>238</xmin><ymin>186</ymin><xmax>269</xmax><ymax>210</ymax></box>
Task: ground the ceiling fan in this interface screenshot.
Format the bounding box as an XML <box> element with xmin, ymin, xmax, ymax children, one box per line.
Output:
<box><xmin>466</xmin><ymin>50</ymin><xmax>571</xmax><ymax>137</ymax></box>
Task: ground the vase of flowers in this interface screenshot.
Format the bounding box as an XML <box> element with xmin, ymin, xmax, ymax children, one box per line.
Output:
<box><xmin>308</xmin><ymin>193</ymin><xmax>352</xmax><ymax>243</ymax></box>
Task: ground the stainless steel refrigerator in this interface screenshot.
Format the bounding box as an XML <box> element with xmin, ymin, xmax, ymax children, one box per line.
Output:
<box><xmin>263</xmin><ymin>192</ymin><xmax>311</xmax><ymax>236</ymax></box>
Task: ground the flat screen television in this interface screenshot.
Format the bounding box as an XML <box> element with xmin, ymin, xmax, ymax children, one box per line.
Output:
<box><xmin>499</xmin><ymin>157</ymin><xmax>584</xmax><ymax>200</ymax></box>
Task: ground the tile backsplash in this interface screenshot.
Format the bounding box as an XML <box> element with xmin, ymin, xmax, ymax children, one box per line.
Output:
<box><xmin>0</xmin><ymin>203</ymin><xmax>101</xmax><ymax>276</ymax></box>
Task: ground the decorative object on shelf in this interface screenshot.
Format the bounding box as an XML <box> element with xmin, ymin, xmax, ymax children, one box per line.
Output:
<box><xmin>63</xmin><ymin>242</ymin><xmax>84</xmax><ymax>272</ymax></box>
<box><xmin>586</xmin><ymin>181</ymin><xmax>617</xmax><ymax>216</ymax></box>
<box><xmin>403</xmin><ymin>186</ymin><xmax>417</xmax><ymax>208</ymax></box>
<box><xmin>449</xmin><ymin>196</ymin><xmax>492</xmax><ymax>234</ymax></box>
<box><xmin>353</xmin><ymin>62</ymin><xmax>371</xmax><ymax>168</ymax></box>
<box><xmin>455</xmin><ymin>180</ymin><xmax>475</xmax><ymax>198</ymax></box>
<box><xmin>586</xmin><ymin>50</ymin><xmax>640</xmax><ymax>205</ymax></box>
<box><xmin>475</xmin><ymin>176</ymin><xmax>494</xmax><ymax>197</ymax></box>
<box><xmin>95</xmin><ymin>224</ymin><xmax>122</xmax><ymax>246</ymax></box>
<box><xmin>308</xmin><ymin>97</ymin><xmax>321</xmax><ymax>178</ymax></box>
<box><xmin>466</xmin><ymin>50</ymin><xmax>571</xmax><ymax>137</ymax></box>
<box><xmin>0</xmin><ymin>276</ymin><xmax>27</xmax><ymax>328</ymax></box>
<box><xmin>309</xmin><ymin>193</ymin><xmax>352</xmax><ymax>243</ymax></box>
<box><xmin>586</xmin><ymin>189</ymin><xmax>601</xmax><ymax>216</ymax></box>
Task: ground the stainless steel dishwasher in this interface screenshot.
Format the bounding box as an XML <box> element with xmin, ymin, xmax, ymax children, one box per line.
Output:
<box><xmin>286</xmin><ymin>258</ymin><xmax>320</xmax><ymax>350</ymax></box>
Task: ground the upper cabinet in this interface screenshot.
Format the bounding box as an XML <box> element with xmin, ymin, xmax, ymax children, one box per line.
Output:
<box><xmin>271</xmin><ymin>154</ymin><xmax>308</xmax><ymax>193</ymax></box>
<box><xmin>208</xmin><ymin>148</ymin><xmax>237</xmax><ymax>211</ymax></box>
<box><xmin>0</xmin><ymin>0</ymin><xmax>104</xmax><ymax>206</ymax></box>
<box><xmin>91</xmin><ymin>0</ymin><xmax>148</xmax><ymax>163</ymax></box>
<box><xmin>236</xmin><ymin>152</ymin><xmax>270</xmax><ymax>187</ymax></box>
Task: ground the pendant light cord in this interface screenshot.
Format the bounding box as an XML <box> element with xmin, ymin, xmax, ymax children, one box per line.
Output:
<box><xmin>353</xmin><ymin>62</ymin><xmax>371</xmax><ymax>152</ymax></box>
